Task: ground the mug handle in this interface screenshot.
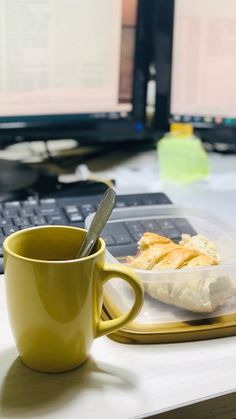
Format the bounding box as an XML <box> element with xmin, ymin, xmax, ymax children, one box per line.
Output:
<box><xmin>96</xmin><ymin>263</ymin><xmax>143</xmax><ymax>338</ymax></box>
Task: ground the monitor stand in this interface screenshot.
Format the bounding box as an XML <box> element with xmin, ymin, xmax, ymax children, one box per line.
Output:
<box><xmin>0</xmin><ymin>159</ymin><xmax>39</xmax><ymax>201</ymax></box>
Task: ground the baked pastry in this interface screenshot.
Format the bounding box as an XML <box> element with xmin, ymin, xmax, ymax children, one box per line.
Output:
<box><xmin>129</xmin><ymin>232</ymin><xmax>218</xmax><ymax>270</ymax></box>
<box><xmin>180</xmin><ymin>234</ymin><xmax>220</xmax><ymax>263</ymax></box>
<box><xmin>127</xmin><ymin>232</ymin><xmax>236</xmax><ymax>313</ymax></box>
<box><xmin>147</xmin><ymin>274</ymin><xmax>235</xmax><ymax>313</ymax></box>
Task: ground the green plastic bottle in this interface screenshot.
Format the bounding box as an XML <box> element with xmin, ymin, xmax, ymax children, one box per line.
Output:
<box><xmin>157</xmin><ymin>128</ymin><xmax>209</xmax><ymax>183</ymax></box>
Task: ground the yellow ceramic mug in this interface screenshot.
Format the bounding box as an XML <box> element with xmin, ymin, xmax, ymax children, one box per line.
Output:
<box><xmin>3</xmin><ymin>226</ymin><xmax>143</xmax><ymax>373</ymax></box>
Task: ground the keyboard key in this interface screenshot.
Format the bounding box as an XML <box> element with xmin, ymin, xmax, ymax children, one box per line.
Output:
<box><xmin>165</xmin><ymin>228</ymin><xmax>181</xmax><ymax>241</ymax></box>
<box><xmin>14</xmin><ymin>217</ymin><xmax>30</xmax><ymax>226</ymax></box>
<box><xmin>21</xmin><ymin>208</ymin><xmax>35</xmax><ymax>217</ymax></box>
<box><xmin>80</xmin><ymin>204</ymin><xmax>96</xmax><ymax>218</ymax></box>
<box><xmin>102</xmin><ymin>221</ymin><xmax>131</xmax><ymax>238</ymax></box>
<box><xmin>80</xmin><ymin>204</ymin><xmax>96</xmax><ymax>212</ymax></box>
<box><xmin>125</xmin><ymin>221</ymin><xmax>145</xmax><ymax>234</ymax></box>
<box><xmin>3</xmin><ymin>226</ymin><xmax>19</xmax><ymax>235</ymax></box>
<box><xmin>141</xmin><ymin>220</ymin><xmax>159</xmax><ymax>231</ymax></box>
<box><xmin>0</xmin><ymin>246</ymin><xmax>3</xmax><ymax>256</ymax></box>
<box><xmin>115</xmin><ymin>234</ymin><xmax>132</xmax><ymax>245</ymax></box>
<box><xmin>171</xmin><ymin>218</ymin><xmax>196</xmax><ymax>235</ymax></box>
<box><xmin>0</xmin><ymin>218</ymin><xmax>13</xmax><ymax>227</ymax></box>
<box><xmin>158</xmin><ymin>219</ymin><xmax>175</xmax><ymax>230</ymax></box>
<box><xmin>65</xmin><ymin>206</ymin><xmax>79</xmax><ymax>214</ymax></box>
<box><xmin>46</xmin><ymin>215</ymin><xmax>65</xmax><ymax>225</ymax></box>
<box><xmin>2</xmin><ymin>209</ymin><xmax>19</xmax><ymax>218</ymax></box>
<box><xmin>36</xmin><ymin>207</ymin><xmax>60</xmax><ymax>215</ymax></box>
<box><xmin>102</xmin><ymin>235</ymin><xmax>116</xmax><ymax>246</ymax></box>
<box><xmin>22</xmin><ymin>200</ymin><xmax>38</xmax><ymax>208</ymax></box>
<box><xmin>40</xmin><ymin>198</ymin><xmax>56</xmax><ymax>206</ymax></box>
<box><xmin>67</xmin><ymin>213</ymin><xmax>83</xmax><ymax>222</ymax></box>
<box><xmin>171</xmin><ymin>218</ymin><xmax>190</xmax><ymax>227</ymax></box>
<box><xmin>30</xmin><ymin>216</ymin><xmax>46</xmax><ymax>225</ymax></box>
<box><xmin>131</xmin><ymin>232</ymin><xmax>144</xmax><ymax>242</ymax></box>
<box><xmin>4</xmin><ymin>201</ymin><xmax>21</xmax><ymax>209</ymax></box>
<box><xmin>141</xmin><ymin>220</ymin><xmax>165</xmax><ymax>236</ymax></box>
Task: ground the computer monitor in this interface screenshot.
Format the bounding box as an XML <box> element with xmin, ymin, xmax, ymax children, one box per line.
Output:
<box><xmin>0</xmin><ymin>0</ymin><xmax>150</xmax><ymax>147</ymax></box>
<box><xmin>154</xmin><ymin>0</ymin><xmax>236</xmax><ymax>143</ymax></box>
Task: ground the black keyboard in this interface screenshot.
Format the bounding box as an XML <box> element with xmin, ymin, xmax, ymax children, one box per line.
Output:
<box><xmin>0</xmin><ymin>192</ymin><xmax>173</xmax><ymax>273</ymax></box>
<box><xmin>102</xmin><ymin>216</ymin><xmax>196</xmax><ymax>259</ymax></box>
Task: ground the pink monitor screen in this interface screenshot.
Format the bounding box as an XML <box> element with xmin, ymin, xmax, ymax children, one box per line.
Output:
<box><xmin>0</xmin><ymin>0</ymin><xmax>138</xmax><ymax>119</ymax></box>
<box><xmin>171</xmin><ymin>0</ymin><xmax>236</xmax><ymax>125</ymax></box>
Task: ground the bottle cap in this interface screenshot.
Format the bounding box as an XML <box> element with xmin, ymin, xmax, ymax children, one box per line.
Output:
<box><xmin>170</xmin><ymin>123</ymin><xmax>193</xmax><ymax>137</ymax></box>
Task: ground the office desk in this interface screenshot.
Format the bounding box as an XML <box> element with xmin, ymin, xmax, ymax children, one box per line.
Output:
<box><xmin>1</xmin><ymin>150</ymin><xmax>236</xmax><ymax>418</ymax></box>
<box><xmin>88</xmin><ymin>148</ymin><xmax>236</xmax><ymax>224</ymax></box>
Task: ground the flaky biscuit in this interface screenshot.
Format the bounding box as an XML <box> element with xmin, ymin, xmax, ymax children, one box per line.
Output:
<box><xmin>128</xmin><ymin>242</ymin><xmax>178</xmax><ymax>270</ymax></box>
<box><xmin>152</xmin><ymin>247</ymin><xmax>201</xmax><ymax>270</ymax></box>
<box><xmin>138</xmin><ymin>232</ymin><xmax>171</xmax><ymax>250</ymax></box>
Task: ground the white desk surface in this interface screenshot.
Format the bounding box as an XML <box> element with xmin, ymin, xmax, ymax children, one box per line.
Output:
<box><xmin>1</xmin><ymin>150</ymin><xmax>236</xmax><ymax>418</ymax></box>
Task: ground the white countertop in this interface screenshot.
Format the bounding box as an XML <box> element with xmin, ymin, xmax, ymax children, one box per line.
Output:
<box><xmin>88</xmin><ymin>149</ymin><xmax>236</xmax><ymax>223</ymax></box>
<box><xmin>1</xmin><ymin>150</ymin><xmax>236</xmax><ymax>418</ymax></box>
<box><xmin>1</xmin><ymin>272</ymin><xmax>236</xmax><ymax>419</ymax></box>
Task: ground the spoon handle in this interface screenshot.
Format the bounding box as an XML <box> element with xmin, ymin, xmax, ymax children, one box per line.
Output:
<box><xmin>75</xmin><ymin>188</ymin><xmax>116</xmax><ymax>259</ymax></box>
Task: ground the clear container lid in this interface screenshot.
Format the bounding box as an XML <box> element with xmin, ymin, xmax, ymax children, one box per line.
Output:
<box><xmin>86</xmin><ymin>206</ymin><xmax>236</xmax><ymax>343</ymax></box>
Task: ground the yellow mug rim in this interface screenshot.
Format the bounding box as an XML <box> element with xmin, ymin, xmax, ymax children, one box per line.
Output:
<box><xmin>3</xmin><ymin>225</ymin><xmax>105</xmax><ymax>265</ymax></box>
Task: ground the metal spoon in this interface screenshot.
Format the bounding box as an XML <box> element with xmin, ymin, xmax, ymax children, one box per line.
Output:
<box><xmin>75</xmin><ymin>188</ymin><xmax>116</xmax><ymax>259</ymax></box>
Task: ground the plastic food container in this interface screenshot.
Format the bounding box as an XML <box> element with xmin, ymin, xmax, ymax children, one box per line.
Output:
<box><xmin>86</xmin><ymin>206</ymin><xmax>236</xmax><ymax>343</ymax></box>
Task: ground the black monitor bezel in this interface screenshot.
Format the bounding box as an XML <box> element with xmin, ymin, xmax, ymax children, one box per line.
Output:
<box><xmin>153</xmin><ymin>0</ymin><xmax>236</xmax><ymax>143</ymax></box>
<box><xmin>0</xmin><ymin>0</ymin><xmax>152</xmax><ymax>147</ymax></box>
